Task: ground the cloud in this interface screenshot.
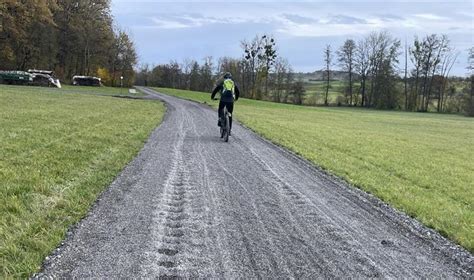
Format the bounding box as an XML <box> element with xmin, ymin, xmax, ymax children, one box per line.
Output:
<box><xmin>276</xmin><ymin>14</ymin><xmax>374</xmax><ymax>37</ymax></box>
<box><xmin>111</xmin><ymin>0</ymin><xmax>474</xmax><ymax>75</ymax></box>
<box><xmin>414</xmin><ymin>13</ymin><xmax>448</xmax><ymax>21</ymax></box>
<box><xmin>326</xmin><ymin>15</ymin><xmax>367</xmax><ymax>24</ymax></box>
<box><xmin>150</xmin><ymin>17</ymin><xmax>191</xmax><ymax>29</ymax></box>
<box><xmin>147</xmin><ymin>14</ymin><xmax>256</xmax><ymax>29</ymax></box>
<box><xmin>277</xmin><ymin>22</ymin><xmax>369</xmax><ymax>37</ymax></box>
<box><xmin>281</xmin><ymin>14</ymin><xmax>317</xmax><ymax>24</ymax></box>
<box><xmin>376</xmin><ymin>14</ymin><xmax>405</xmax><ymax>22</ymax></box>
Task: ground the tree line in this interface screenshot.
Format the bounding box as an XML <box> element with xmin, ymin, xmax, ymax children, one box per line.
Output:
<box><xmin>135</xmin><ymin>34</ymin><xmax>306</xmax><ymax>104</ymax></box>
<box><xmin>0</xmin><ymin>0</ymin><xmax>137</xmax><ymax>86</ymax></box>
<box><xmin>327</xmin><ymin>32</ymin><xmax>473</xmax><ymax>115</ymax></box>
<box><xmin>136</xmin><ymin>32</ymin><xmax>472</xmax><ymax>116</ymax></box>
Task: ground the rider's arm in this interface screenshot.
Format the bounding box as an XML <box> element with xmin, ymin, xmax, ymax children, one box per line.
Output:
<box><xmin>234</xmin><ymin>85</ymin><xmax>240</xmax><ymax>101</ymax></box>
<box><xmin>211</xmin><ymin>83</ymin><xmax>223</xmax><ymax>99</ymax></box>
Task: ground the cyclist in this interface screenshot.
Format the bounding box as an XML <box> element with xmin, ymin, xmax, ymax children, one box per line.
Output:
<box><xmin>211</xmin><ymin>72</ymin><xmax>240</xmax><ymax>135</ymax></box>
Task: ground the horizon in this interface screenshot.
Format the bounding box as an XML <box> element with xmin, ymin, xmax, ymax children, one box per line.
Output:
<box><xmin>111</xmin><ymin>0</ymin><xmax>474</xmax><ymax>76</ymax></box>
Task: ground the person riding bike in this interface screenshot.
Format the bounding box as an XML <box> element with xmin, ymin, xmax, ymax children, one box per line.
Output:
<box><xmin>211</xmin><ymin>72</ymin><xmax>240</xmax><ymax>135</ymax></box>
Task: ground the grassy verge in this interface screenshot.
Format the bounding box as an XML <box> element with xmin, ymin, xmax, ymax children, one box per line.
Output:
<box><xmin>59</xmin><ymin>85</ymin><xmax>146</xmax><ymax>96</ymax></box>
<box><xmin>0</xmin><ymin>85</ymin><xmax>164</xmax><ymax>277</ymax></box>
<box><xmin>155</xmin><ymin>87</ymin><xmax>474</xmax><ymax>253</ymax></box>
<box><xmin>0</xmin><ymin>84</ymin><xmax>146</xmax><ymax>97</ymax></box>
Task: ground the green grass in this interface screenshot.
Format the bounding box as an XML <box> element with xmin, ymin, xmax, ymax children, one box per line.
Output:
<box><xmin>156</xmin><ymin>87</ymin><xmax>474</xmax><ymax>253</ymax></box>
<box><xmin>4</xmin><ymin>84</ymin><xmax>146</xmax><ymax>97</ymax></box>
<box><xmin>0</xmin><ymin>85</ymin><xmax>164</xmax><ymax>277</ymax></box>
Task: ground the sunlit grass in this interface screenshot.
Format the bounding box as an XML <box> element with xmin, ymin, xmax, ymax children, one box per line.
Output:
<box><xmin>156</xmin><ymin>87</ymin><xmax>474</xmax><ymax>253</ymax></box>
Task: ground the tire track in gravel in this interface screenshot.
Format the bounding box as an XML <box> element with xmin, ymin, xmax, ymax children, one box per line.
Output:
<box><xmin>35</xmin><ymin>87</ymin><xmax>473</xmax><ymax>279</ymax></box>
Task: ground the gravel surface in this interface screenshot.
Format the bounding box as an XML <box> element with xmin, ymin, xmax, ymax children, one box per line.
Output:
<box><xmin>35</xmin><ymin>87</ymin><xmax>473</xmax><ymax>278</ymax></box>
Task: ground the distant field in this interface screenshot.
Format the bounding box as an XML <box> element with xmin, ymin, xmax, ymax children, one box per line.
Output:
<box><xmin>302</xmin><ymin>80</ymin><xmax>348</xmax><ymax>105</ymax></box>
<box><xmin>156</xmin><ymin>87</ymin><xmax>474</xmax><ymax>253</ymax></box>
<box><xmin>0</xmin><ymin>85</ymin><xmax>164</xmax><ymax>277</ymax></box>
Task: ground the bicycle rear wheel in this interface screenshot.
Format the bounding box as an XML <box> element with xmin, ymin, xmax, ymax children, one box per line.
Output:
<box><xmin>224</xmin><ymin>113</ymin><xmax>230</xmax><ymax>142</ymax></box>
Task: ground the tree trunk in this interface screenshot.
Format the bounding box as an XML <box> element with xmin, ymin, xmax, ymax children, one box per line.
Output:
<box><xmin>349</xmin><ymin>66</ymin><xmax>353</xmax><ymax>106</ymax></box>
<box><xmin>470</xmin><ymin>76</ymin><xmax>474</xmax><ymax>116</ymax></box>
<box><xmin>404</xmin><ymin>41</ymin><xmax>408</xmax><ymax>110</ymax></box>
<box><xmin>325</xmin><ymin>69</ymin><xmax>329</xmax><ymax>106</ymax></box>
<box><xmin>361</xmin><ymin>78</ymin><xmax>366</xmax><ymax>107</ymax></box>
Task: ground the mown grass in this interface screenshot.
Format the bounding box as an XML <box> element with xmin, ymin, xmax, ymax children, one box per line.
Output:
<box><xmin>156</xmin><ymin>87</ymin><xmax>474</xmax><ymax>253</ymax></box>
<box><xmin>0</xmin><ymin>84</ymin><xmax>146</xmax><ymax>97</ymax></box>
<box><xmin>0</xmin><ymin>85</ymin><xmax>164</xmax><ymax>277</ymax></box>
<box><xmin>59</xmin><ymin>85</ymin><xmax>146</xmax><ymax>96</ymax></box>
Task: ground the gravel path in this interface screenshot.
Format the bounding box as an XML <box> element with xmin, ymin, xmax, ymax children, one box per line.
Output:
<box><xmin>36</xmin><ymin>87</ymin><xmax>473</xmax><ymax>278</ymax></box>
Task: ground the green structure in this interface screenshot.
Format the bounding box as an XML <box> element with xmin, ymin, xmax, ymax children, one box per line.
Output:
<box><xmin>0</xmin><ymin>71</ymin><xmax>33</xmax><ymax>85</ymax></box>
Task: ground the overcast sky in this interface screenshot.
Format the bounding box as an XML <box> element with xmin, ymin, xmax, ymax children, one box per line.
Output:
<box><xmin>111</xmin><ymin>0</ymin><xmax>473</xmax><ymax>76</ymax></box>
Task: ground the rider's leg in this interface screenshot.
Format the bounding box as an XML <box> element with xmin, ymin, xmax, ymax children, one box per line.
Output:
<box><xmin>226</xmin><ymin>102</ymin><xmax>234</xmax><ymax>133</ymax></box>
<box><xmin>218</xmin><ymin>101</ymin><xmax>225</xmax><ymax>126</ymax></box>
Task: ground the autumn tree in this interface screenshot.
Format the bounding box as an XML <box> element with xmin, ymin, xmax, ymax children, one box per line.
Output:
<box><xmin>0</xmin><ymin>0</ymin><xmax>137</xmax><ymax>85</ymax></box>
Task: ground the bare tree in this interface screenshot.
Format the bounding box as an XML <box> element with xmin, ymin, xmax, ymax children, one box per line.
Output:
<box><xmin>362</xmin><ymin>31</ymin><xmax>401</xmax><ymax>109</ymax></box>
<box><xmin>425</xmin><ymin>35</ymin><xmax>449</xmax><ymax>111</ymax></box>
<box><xmin>437</xmin><ymin>50</ymin><xmax>458</xmax><ymax>112</ymax></box>
<box><xmin>200</xmin><ymin>56</ymin><xmax>214</xmax><ymax>92</ymax></box>
<box><xmin>272</xmin><ymin>57</ymin><xmax>290</xmax><ymax>103</ymax></box>
<box><xmin>189</xmin><ymin>61</ymin><xmax>200</xmax><ymax>91</ymax></box>
<box><xmin>404</xmin><ymin>38</ymin><xmax>408</xmax><ymax>110</ymax></box>
<box><xmin>337</xmin><ymin>39</ymin><xmax>356</xmax><ymax>106</ymax></box>
<box><xmin>355</xmin><ymin>38</ymin><xmax>370</xmax><ymax>107</ymax></box>
<box><xmin>323</xmin><ymin>44</ymin><xmax>332</xmax><ymax>106</ymax></box>
<box><xmin>466</xmin><ymin>47</ymin><xmax>474</xmax><ymax>116</ymax></box>
<box><xmin>182</xmin><ymin>58</ymin><xmax>194</xmax><ymax>90</ymax></box>
<box><xmin>242</xmin><ymin>35</ymin><xmax>264</xmax><ymax>99</ymax></box>
<box><xmin>283</xmin><ymin>65</ymin><xmax>294</xmax><ymax>103</ymax></box>
<box><xmin>260</xmin><ymin>35</ymin><xmax>277</xmax><ymax>98</ymax></box>
<box><xmin>409</xmin><ymin>37</ymin><xmax>424</xmax><ymax>111</ymax></box>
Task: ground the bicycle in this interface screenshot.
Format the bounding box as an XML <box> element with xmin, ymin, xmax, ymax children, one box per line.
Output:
<box><xmin>220</xmin><ymin>106</ymin><xmax>231</xmax><ymax>142</ymax></box>
<box><xmin>213</xmin><ymin>97</ymin><xmax>231</xmax><ymax>142</ymax></box>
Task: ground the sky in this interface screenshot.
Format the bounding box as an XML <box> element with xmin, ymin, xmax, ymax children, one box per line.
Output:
<box><xmin>111</xmin><ymin>0</ymin><xmax>474</xmax><ymax>76</ymax></box>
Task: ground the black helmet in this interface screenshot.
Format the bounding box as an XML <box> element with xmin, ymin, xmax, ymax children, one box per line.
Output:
<box><xmin>223</xmin><ymin>72</ymin><xmax>232</xmax><ymax>79</ymax></box>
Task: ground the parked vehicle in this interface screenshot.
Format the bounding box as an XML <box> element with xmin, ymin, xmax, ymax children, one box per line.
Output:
<box><xmin>28</xmin><ymin>69</ymin><xmax>61</xmax><ymax>88</ymax></box>
<box><xmin>0</xmin><ymin>71</ymin><xmax>33</xmax><ymax>85</ymax></box>
<box><xmin>72</xmin><ymin>76</ymin><xmax>101</xmax><ymax>86</ymax></box>
<box><xmin>0</xmin><ymin>70</ymin><xmax>62</xmax><ymax>88</ymax></box>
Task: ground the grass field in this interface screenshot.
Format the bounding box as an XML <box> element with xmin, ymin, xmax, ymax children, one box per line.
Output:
<box><xmin>156</xmin><ymin>87</ymin><xmax>474</xmax><ymax>253</ymax></box>
<box><xmin>0</xmin><ymin>85</ymin><xmax>164</xmax><ymax>277</ymax></box>
<box><xmin>0</xmin><ymin>84</ymin><xmax>146</xmax><ymax>97</ymax></box>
